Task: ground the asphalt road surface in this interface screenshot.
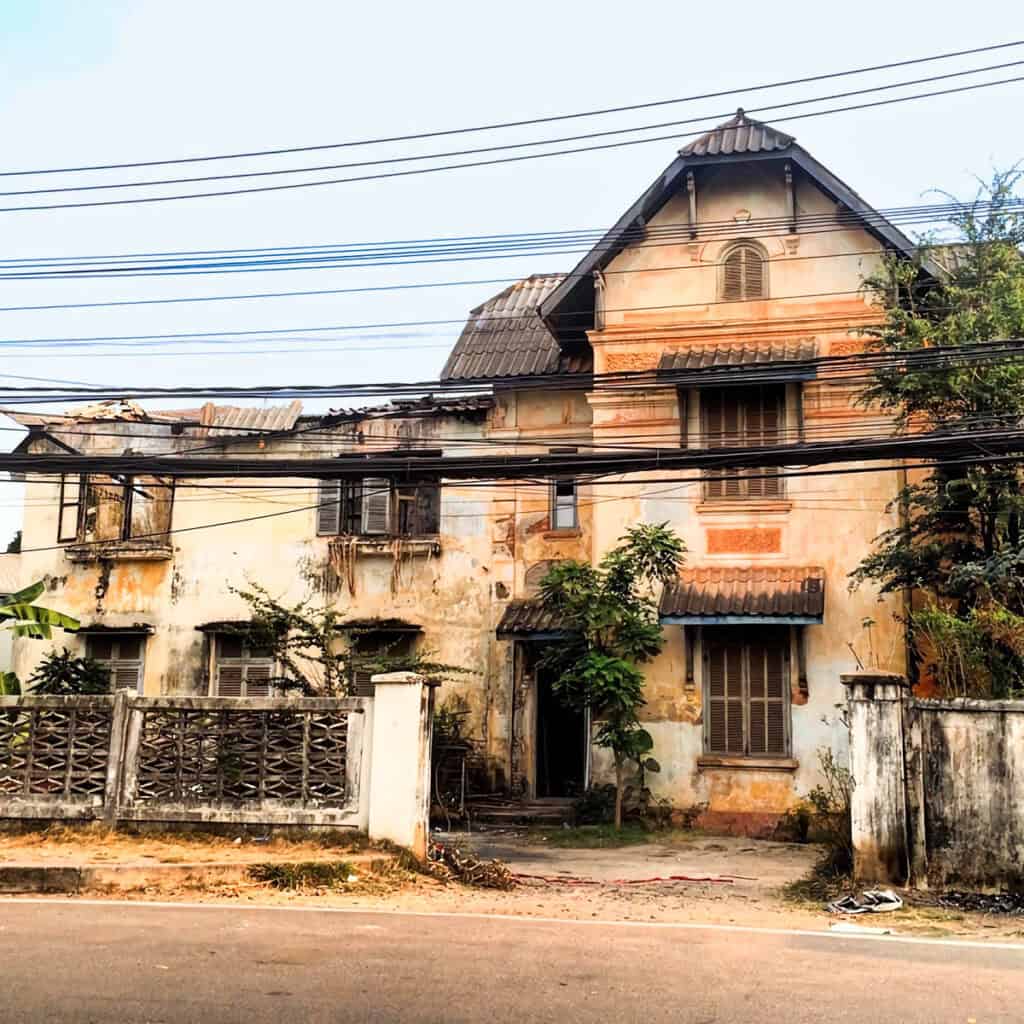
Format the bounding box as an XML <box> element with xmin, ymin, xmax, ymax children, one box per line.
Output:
<box><xmin>1</xmin><ymin>900</ymin><xmax>1021</xmax><ymax>1022</ymax></box>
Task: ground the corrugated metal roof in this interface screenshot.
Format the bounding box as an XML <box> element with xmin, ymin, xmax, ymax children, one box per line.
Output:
<box><xmin>680</xmin><ymin>110</ymin><xmax>795</xmax><ymax>157</ymax></box>
<box><xmin>495</xmin><ymin>599</ymin><xmax>566</xmax><ymax>636</ymax></box>
<box><xmin>659</xmin><ymin>339</ymin><xmax>818</xmax><ymax>372</ymax></box>
<box><xmin>441</xmin><ymin>275</ymin><xmax>593</xmax><ymax>382</ymax></box>
<box><xmin>196</xmin><ymin>400</ymin><xmax>303</xmax><ymax>436</ymax></box>
<box><xmin>659</xmin><ymin>566</ymin><xmax>825</xmax><ymax>619</ymax></box>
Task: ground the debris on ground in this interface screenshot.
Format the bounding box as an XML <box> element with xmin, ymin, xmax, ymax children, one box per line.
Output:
<box><xmin>828</xmin><ymin>889</ymin><xmax>904</xmax><ymax>914</ymax></box>
<box><xmin>829</xmin><ymin>921</ymin><xmax>894</xmax><ymax>935</ymax></box>
<box><xmin>917</xmin><ymin>891</ymin><xmax>1024</xmax><ymax>915</ymax></box>
<box><xmin>513</xmin><ymin>872</ymin><xmax>739</xmax><ymax>887</ymax></box>
<box><xmin>427</xmin><ymin>839</ymin><xmax>515</xmax><ymax>890</ymax></box>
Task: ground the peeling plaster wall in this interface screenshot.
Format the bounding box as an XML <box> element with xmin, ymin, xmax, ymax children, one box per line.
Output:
<box><xmin>911</xmin><ymin>700</ymin><xmax>1024</xmax><ymax>891</ymax></box>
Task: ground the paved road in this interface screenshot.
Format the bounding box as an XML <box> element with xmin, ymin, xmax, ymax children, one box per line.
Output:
<box><xmin>1</xmin><ymin>900</ymin><xmax>1021</xmax><ymax>1022</ymax></box>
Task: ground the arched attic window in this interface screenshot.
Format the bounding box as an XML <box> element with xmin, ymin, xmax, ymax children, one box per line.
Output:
<box><xmin>721</xmin><ymin>243</ymin><xmax>766</xmax><ymax>301</ymax></box>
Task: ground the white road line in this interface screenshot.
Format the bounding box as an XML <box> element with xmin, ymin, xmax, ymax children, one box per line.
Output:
<box><xmin>3</xmin><ymin>897</ymin><xmax>1023</xmax><ymax>952</ymax></box>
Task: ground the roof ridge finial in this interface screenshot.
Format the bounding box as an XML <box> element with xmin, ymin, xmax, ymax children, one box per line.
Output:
<box><xmin>735</xmin><ymin>107</ymin><xmax>745</xmax><ymax>121</ymax></box>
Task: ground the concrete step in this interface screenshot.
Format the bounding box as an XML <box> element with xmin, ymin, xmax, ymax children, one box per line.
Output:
<box><xmin>467</xmin><ymin>799</ymin><xmax>576</xmax><ymax>826</ymax></box>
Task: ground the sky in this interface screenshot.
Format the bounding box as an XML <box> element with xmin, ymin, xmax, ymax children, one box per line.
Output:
<box><xmin>1</xmin><ymin>0</ymin><xmax>1022</xmax><ymax>546</ymax></box>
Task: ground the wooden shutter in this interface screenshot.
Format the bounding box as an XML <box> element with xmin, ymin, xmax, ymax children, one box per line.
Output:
<box><xmin>244</xmin><ymin>662</ymin><xmax>273</xmax><ymax>697</ymax></box>
<box><xmin>87</xmin><ymin>635</ymin><xmax>145</xmax><ymax>693</ymax></box>
<box><xmin>316</xmin><ymin>480</ymin><xmax>342</xmax><ymax>535</ymax></box>
<box><xmin>723</xmin><ymin>248</ymin><xmax>744</xmax><ymax>301</ymax></box>
<box><xmin>361</xmin><ymin>477</ymin><xmax>392</xmax><ymax>534</ymax></box>
<box><xmin>216</xmin><ymin>664</ymin><xmax>244</xmax><ymax>697</ymax></box>
<box><xmin>707</xmin><ymin>641</ymin><xmax>744</xmax><ymax>754</ymax></box>
<box><xmin>722</xmin><ymin>245</ymin><xmax>764</xmax><ymax>301</ymax></box>
<box><xmin>414</xmin><ymin>483</ymin><xmax>440</xmax><ymax>535</ymax></box>
<box><xmin>764</xmin><ymin>641</ymin><xmax>787</xmax><ymax>754</ymax></box>
<box><xmin>351</xmin><ymin>668</ymin><xmax>375</xmax><ymax>697</ymax></box>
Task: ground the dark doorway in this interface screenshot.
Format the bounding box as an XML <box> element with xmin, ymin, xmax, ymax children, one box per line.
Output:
<box><xmin>535</xmin><ymin>666</ymin><xmax>586</xmax><ymax>798</ymax></box>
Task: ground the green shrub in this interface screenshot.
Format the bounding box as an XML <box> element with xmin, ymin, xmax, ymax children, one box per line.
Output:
<box><xmin>27</xmin><ymin>649</ymin><xmax>111</xmax><ymax>695</ymax></box>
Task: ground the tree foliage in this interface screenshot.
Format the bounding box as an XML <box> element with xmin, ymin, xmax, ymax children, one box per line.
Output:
<box><xmin>852</xmin><ymin>168</ymin><xmax>1024</xmax><ymax>696</ymax></box>
<box><xmin>539</xmin><ymin>523</ymin><xmax>685</xmax><ymax>827</ymax></box>
<box><xmin>27</xmin><ymin>649</ymin><xmax>111</xmax><ymax>695</ymax></box>
<box><xmin>0</xmin><ymin>581</ymin><xmax>79</xmax><ymax>640</ymax></box>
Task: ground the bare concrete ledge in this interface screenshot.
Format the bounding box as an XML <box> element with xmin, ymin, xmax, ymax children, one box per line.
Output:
<box><xmin>696</xmin><ymin>500</ymin><xmax>793</xmax><ymax>515</ymax></box>
<box><xmin>64</xmin><ymin>542</ymin><xmax>173</xmax><ymax>563</ymax></box>
<box><xmin>697</xmin><ymin>755</ymin><xmax>799</xmax><ymax>772</ymax></box>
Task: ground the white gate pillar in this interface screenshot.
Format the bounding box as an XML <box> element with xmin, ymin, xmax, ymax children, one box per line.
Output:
<box><xmin>367</xmin><ymin>672</ymin><xmax>437</xmax><ymax>859</ymax></box>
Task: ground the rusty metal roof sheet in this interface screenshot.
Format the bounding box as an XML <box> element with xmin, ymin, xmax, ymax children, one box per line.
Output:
<box><xmin>680</xmin><ymin>110</ymin><xmax>795</xmax><ymax>158</ymax></box>
<box><xmin>495</xmin><ymin>599</ymin><xmax>566</xmax><ymax>636</ymax></box>
<box><xmin>441</xmin><ymin>275</ymin><xmax>593</xmax><ymax>382</ymax></box>
<box><xmin>659</xmin><ymin>339</ymin><xmax>818</xmax><ymax>373</ymax></box>
<box><xmin>659</xmin><ymin>566</ymin><xmax>825</xmax><ymax>621</ymax></box>
<box><xmin>195</xmin><ymin>400</ymin><xmax>303</xmax><ymax>436</ymax></box>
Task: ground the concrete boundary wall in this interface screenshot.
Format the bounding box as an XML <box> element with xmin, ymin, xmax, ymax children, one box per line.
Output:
<box><xmin>0</xmin><ymin>673</ymin><xmax>434</xmax><ymax>857</ymax></box>
<box><xmin>844</xmin><ymin>672</ymin><xmax>1024</xmax><ymax>890</ymax></box>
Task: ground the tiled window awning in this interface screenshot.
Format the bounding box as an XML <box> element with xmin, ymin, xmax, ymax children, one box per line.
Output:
<box><xmin>495</xmin><ymin>599</ymin><xmax>567</xmax><ymax>637</ymax></box>
<box><xmin>659</xmin><ymin>566</ymin><xmax>825</xmax><ymax>624</ymax></box>
<box><xmin>658</xmin><ymin>340</ymin><xmax>818</xmax><ymax>380</ymax></box>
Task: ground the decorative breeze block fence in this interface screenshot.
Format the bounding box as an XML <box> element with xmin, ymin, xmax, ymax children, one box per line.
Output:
<box><xmin>0</xmin><ymin>693</ymin><xmax>369</xmax><ymax>829</ymax></box>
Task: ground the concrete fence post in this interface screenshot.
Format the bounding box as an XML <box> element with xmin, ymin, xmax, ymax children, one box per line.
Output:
<box><xmin>841</xmin><ymin>671</ymin><xmax>910</xmax><ymax>885</ymax></box>
<box><xmin>367</xmin><ymin>672</ymin><xmax>438</xmax><ymax>859</ymax></box>
<box><xmin>102</xmin><ymin>690</ymin><xmax>134</xmax><ymax>827</ymax></box>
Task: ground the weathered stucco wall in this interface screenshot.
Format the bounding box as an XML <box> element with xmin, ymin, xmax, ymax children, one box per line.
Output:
<box><xmin>909</xmin><ymin>699</ymin><xmax>1024</xmax><ymax>891</ymax></box>
<box><xmin>575</xmin><ymin>165</ymin><xmax>905</xmax><ymax>830</ymax></box>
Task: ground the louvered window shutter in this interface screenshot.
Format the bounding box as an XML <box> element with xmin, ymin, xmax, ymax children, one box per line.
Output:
<box><xmin>244</xmin><ymin>661</ymin><xmax>273</xmax><ymax>697</ymax></box>
<box><xmin>351</xmin><ymin>668</ymin><xmax>375</xmax><ymax>697</ymax></box>
<box><xmin>316</xmin><ymin>480</ymin><xmax>342</xmax><ymax>535</ymax></box>
<box><xmin>216</xmin><ymin>664</ymin><xmax>244</xmax><ymax>697</ymax></box>
<box><xmin>361</xmin><ymin>477</ymin><xmax>392</xmax><ymax>534</ymax></box>
<box><xmin>87</xmin><ymin>636</ymin><xmax>145</xmax><ymax>693</ymax></box>
<box><xmin>723</xmin><ymin>249</ymin><xmax>744</xmax><ymax>301</ymax></box>
<box><xmin>764</xmin><ymin>642</ymin><xmax>787</xmax><ymax>754</ymax></box>
<box><xmin>760</xmin><ymin>390</ymin><xmax>782</xmax><ymax>497</ymax></box>
<box><xmin>707</xmin><ymin>642</ymin><xmax>745</xmax><ymax>754</ymax></box>
<box><xmin>722</xmin><ymin>245</ymin><xmax>765</xmax><ymax>301</ymax></box>
<box><xmin>112</xmin><ymin>661</ymin><xmax>144</xmax><ymax>693</ymax></box>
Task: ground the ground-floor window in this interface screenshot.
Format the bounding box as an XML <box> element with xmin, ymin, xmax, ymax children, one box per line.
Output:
<box><xmin>85</xmin><ymin>634</ymin><xmax>146</xmax><ymax>693</ymax></box>
<box><xmin>703</xmin><ymin>627</ymin><xmax>790</xmax><ymax>757</ymax></box>
<box><xmin>212</xmin><ymin>634</ymin><xmax>274</xmax><ymax>697</ymax></box>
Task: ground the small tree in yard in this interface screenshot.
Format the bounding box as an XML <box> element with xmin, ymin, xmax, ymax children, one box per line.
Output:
<box><xmin>852</xmin><ymin>168</ymin><xmax>1024</xmax><ymax>697</ymax></box>
<box><xmin>232</xmin><ymin>582</ymin><xmax>468</xmax><ymax>696</ymax></box>
<box><xmin>539</xmin><ymin>523</ymin><xmax>685</xmax><ymax>829</ymax></box>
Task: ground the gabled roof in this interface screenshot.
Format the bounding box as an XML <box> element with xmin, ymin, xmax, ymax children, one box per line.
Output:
<box><xmin>679</xmin><ymin>110</ymin><xmax>794</xmax><ymax>157</ymax></box>
<box><xmin>539</xmin><ymin>111</ymin><xmax>942</xmax><ymax>342</ymax></box>
<box><xmin>440</xmin><ymin>274</ymin><xmax>592</xmax><ymax>382</ymax></box>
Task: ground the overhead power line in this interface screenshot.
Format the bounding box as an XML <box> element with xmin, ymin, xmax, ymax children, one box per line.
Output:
<box><xmin>4</xmin><ymin>59</ymin><xmax>1022</xmax><ymax>200</ymax></box>
<box><xmin>2</xmin><ymin>74</ymin><xmax>1023</xmax><ymax>213</ymax></box>
<box><xmin>5</xmin><ymin>39</ymin><xmax>1020</xmax><ymax>177</ymax></box>
<box><xmin>4</xmin><ymin>338</ymin><xmax>1024</xmax><ymax>405</ymax></box>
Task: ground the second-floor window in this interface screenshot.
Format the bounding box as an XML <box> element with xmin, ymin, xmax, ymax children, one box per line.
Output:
<box><xmin>57</xmin><ymin>473</ymin><xmax>174</xmax><ymax>544</ymax></box>
<box><xmin>550</xmin><ymin>479</ymin><xmax>578</xmax><ymax>531</ymax></box>
<box><xmin>316</xmin><ymin>478</ymin><xmax>440</xmax><ymax>537</ymax></box>
<box><xmin>702</xmin><ymin>385</ymin><xmax>785</xmax><ymax>500</ymax></box>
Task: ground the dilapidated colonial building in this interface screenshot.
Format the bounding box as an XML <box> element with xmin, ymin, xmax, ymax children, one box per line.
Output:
<box><xmin>8</xmin><ymin>112</ymin><xmax>931</xmax><ymax>832</ymax></box>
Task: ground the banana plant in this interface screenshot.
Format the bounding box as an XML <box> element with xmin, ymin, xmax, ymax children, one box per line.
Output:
<box><xmin>0</xmin><ymin>581</ymin><xmax>79</xmax><ymax>639</ymax></box>
<box><xmin>0</xmin><ymin>672</ymin><xmax>19</xmax><ymax>695</ymax></box>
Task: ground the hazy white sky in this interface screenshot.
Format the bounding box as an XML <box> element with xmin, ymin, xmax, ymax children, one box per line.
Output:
<box><xmin>1</xmin><ymin>1</ymin><xmax>1022</xmax><ymax>546</ymax></box>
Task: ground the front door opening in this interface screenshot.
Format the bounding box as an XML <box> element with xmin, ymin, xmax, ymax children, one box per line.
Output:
<box><xmin>535</xmin><ymin>666</ymin><xmax>586</xmax><ymax>798</ymax></box>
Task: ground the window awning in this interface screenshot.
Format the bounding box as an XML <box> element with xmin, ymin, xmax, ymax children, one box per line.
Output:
<box><xmin>659</xmin><ymin>566</ymin><xmax>825</xmax><ymax>625</ymax></box>
<box><xmin>659</xmin><ymin>340</ymin><xmax>818</xmax><ymax>381</ymax></box>
<box><xmin>495</xmin><ymin>599</ymin><xmax>567</xmax><ymax>638</ymax></box>
<box><xmin>73</xmin><ymin>622</ymin><xmax>154</xmax><ymax>635</ymax></box>
<box><xmin>337</xmin><ymin>617</ymin><xmax>422</xmax><ymax>634</ymax></box>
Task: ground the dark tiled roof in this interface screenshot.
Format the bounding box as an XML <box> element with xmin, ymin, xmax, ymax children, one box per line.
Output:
<box><xmin>660</xmin><ymin>567</ymin><xmax>825</xmax><ymax>620</ymax></box>
<box><xmin>680</xmin><ymin>110</ymin><xmax>794</xmax><ymax>158</ymax></box>
<box><xmin>441</xmin><ymin>275</ymin><xmax>592</xmax><ymax>382</ymax></box>
<box><xmin>659</xmin><ymin>339</ymin><xmax>818</xmax><ymax>372</ymax></box>
<box><xmin>495</xmin><ymin>599</ymin><xmax>566</xmax><ymax>636</ymax></box>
